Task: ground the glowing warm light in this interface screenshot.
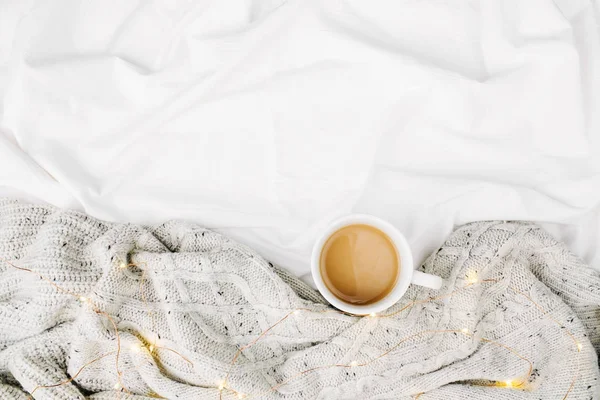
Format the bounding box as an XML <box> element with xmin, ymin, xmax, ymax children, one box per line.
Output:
<box><xmin>577</xmin><ymin>343</ymin><xmax>583</xmax><ymax>351</ymax></box>
<box><xmin>504</xmin><ymin>380</ymin><xmax>513</xmax><ymax>387</ymax></box>
<box><xmin>218</xmin><ymin>381</ymin><xmax>226</xmax><ymax>391</ymax></box>
<box><xmin>79</xmin><ymin>296</ymin><xmax>88</xmax><ymax>303</ymax></box>
<box><xmin>293</xmin><ymin>310</ymin><xmax>300</xmax><ymax>315</ymax></box>
<box><xmin>461</xmin><ymin>328</ymin><xmax>469</xmax><ymax>334</ymax></box>
<box><xmin>369</xmin><ymin>313</ymin><xmax>377</xmax><ymax>317</ymax></box>
<box><xmin>129</xmin><ymin>343</ymin><xmax>141</xmax><ymax>353</ymax></box>
<box><xmin>113</xmin><ymin>382</ymin><xmax>121</xmax><ymax>390</ymax></box>
<box><xmin>118</xmin><ymin>262</ymin><xmax>127</xmax><ymax>269</ymax></box>
<box><xmin>350</xmin><ymin>361</ymin><xmax>358</xmax><ymax>367</ymax></box>
<box><xmin>148</xmin><ymin>345</ymin><xmax>155</xmax><ymax>353</ymax></box>
<box><xmin>466</xmin><ymin>271</ymin><xmax>478</xmax><ymax>284</ymax></box>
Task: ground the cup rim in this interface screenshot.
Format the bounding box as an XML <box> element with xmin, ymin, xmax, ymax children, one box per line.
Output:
<box><xmin>310</xmin><ymin>214</ymin><xmax>414</xmax><ymax>315</ymax></box>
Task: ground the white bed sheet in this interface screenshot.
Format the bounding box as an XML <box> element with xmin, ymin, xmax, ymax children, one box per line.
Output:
<box><xmin>1</xmin><ymin>0</ymin><xmax>599</xmax><ymax>285</ymax></box>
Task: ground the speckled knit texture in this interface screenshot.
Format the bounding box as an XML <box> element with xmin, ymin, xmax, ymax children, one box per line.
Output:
<box><xmin>0</xmin><ymin>199</ymin><xmax>599</xmax><ymax>399</ymax></box>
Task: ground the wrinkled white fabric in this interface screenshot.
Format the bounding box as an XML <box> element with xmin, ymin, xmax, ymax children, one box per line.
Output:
<box><xmin>0</xmin><ymin>0</ymin><xmax>599</xmax><ymax>283</ymax></box>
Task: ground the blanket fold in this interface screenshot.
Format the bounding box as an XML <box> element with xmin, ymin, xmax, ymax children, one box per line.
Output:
<box><xmin>0</xmin><ymin>199</ymin><xmax>598</xmax><ymax>399</ymax></box>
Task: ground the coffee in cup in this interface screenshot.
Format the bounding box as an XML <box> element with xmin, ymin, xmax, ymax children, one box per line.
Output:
<box><xmin>311</xmin><ymin>214</ymin><xmax>443</xmax><ymax>315</ymax></box>
<box><xmin>320</xmin><ymin>224</ymin><xmax>399</xmax><ymax>305</ymax></box>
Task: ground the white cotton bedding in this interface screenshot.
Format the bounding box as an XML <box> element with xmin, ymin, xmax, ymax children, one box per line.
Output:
<box><xmin>0</xmin><ymin>0</ymin><xmax>599</xmax><ymax>286</ymax></box>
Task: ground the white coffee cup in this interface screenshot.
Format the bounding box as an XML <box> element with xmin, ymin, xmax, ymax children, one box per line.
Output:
<box><xmin>311</xmin><ymin>214</ymin><xmax>443</xmax><ymax>315</ymax></box>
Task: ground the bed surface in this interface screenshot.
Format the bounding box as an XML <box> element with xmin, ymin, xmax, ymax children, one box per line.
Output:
<box><xmin>0</xmin><ymin>0</ymin><xmax>599</xmax><ymax>285</ymax></box>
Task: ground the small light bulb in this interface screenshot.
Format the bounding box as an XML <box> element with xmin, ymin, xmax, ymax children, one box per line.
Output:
<box><xmin>79</xmin><ymin>296</ymin><xmax>88</xmax><ymax>303</ymax></box>
<box><xmin>113</xmin><ymin>382</ymin><xmax>121</xmax><ymax>390</ymax></box>
<box><xmin>148</xmin><ymin>345</ymin><xmax>155</xmax><ymax>353</ymax></box>
<box><xmin>369</xmin><ymin>313</ymin><xmax>377</xmax><ymax>317</ymax></box>
<box><xmin>293</xmin><ymin>310</ymin><xmax>300</xmax><ymax>315</ymax></box>
<box><xmin>466</xmin><ymin>271</ymin><xmax>478</xmax><ymax>284</ymax></box>
<box><xmin>577</xmin><ymin>343</ymin><xmax>583</xmax><ymax>351</ymax></box>
<box><xmin>118</xmin><ymin>262</ymin><xmax>127</xmax><ymax>269</ymax></box>
<box><xmin>130</xmin><ymin>343</ymin><xmax>141</xmax><ymax>353</ymax></box>
<box><xmin>504</xmin><ymin>380</ymin><xmax>513</xmax><ymax>387</ymax></box>
<box><xmin>217</xmin><ymin>381</ymin><xmax>226</xmax><ymax>391</ymax></box>
<box><xmin>350</xmin><ymin>361</ymin><xmax>358</xmax><ymax>367</ymax></box>
<box><xmin>461</xmin><ymin>328</ymin><xmax>469</xmax><ymax>334</ymax></box>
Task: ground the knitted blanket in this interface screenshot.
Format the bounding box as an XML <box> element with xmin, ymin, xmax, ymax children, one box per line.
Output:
<box><xmin>0</xmin><ymin>199</ymin><xmax>599</xmax><ymax>400</ymax></box>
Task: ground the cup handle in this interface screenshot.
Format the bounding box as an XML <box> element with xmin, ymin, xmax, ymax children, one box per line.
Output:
<box><xmin>411</xmin><ymin>270</ymin><xmax>443</xmax><ymax>290</ymax></box>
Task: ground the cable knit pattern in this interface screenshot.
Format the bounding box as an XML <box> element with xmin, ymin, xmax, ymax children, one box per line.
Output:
<box><xmin>0</xmin><ymin>199</ymin><xmax>599</xmax><ymax>399</ymax></box>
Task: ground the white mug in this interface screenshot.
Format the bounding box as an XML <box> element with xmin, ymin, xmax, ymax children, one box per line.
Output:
<box><xmin>311</xmin><ymin>214</ymin><xmax>443</xmax><ymax>315</ymax></box>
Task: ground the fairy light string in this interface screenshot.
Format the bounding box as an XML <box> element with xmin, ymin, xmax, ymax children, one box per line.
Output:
<box><xmin>135</xmin><ymin>263</ymin><xmax>194</xmax><ymax>366</ymax></box>
<box><xmin>219</xmin><ymin>271</ymin><xmax>582</xmax><ymax>399</ymax></box>
<box><xmin>1</xmin><ymin>258</ymin><xmax>191</xmax><ymax>396</ymax></box>
<box><xmin>221</xmin><ymin>328</ymin><xmax>533</xmax><ymax>400</ymax></box>
<box><xmin>30</xmin><ymin>351</ymin><xmax>117</xmax><ymax>395</ymax></box>
<box><xmin>1</xmin><ymin>259</ymin><xmax>584</xmax><ymax>399</ymax></box>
